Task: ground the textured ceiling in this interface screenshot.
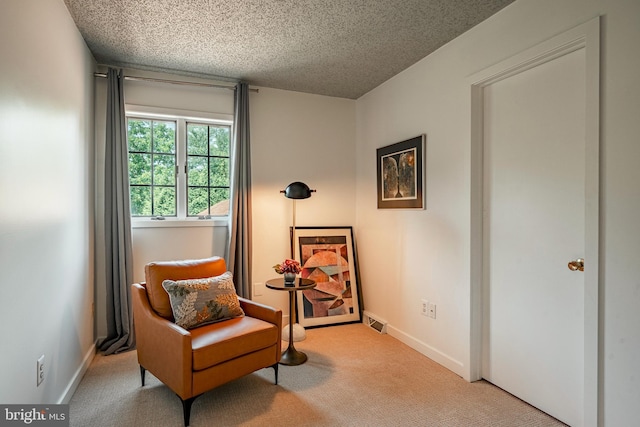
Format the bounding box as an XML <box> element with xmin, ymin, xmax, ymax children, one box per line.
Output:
<box><xmin>63</xmin><ymin>0</ymin><xmax>515</xmax><ymax>99</ymax></box>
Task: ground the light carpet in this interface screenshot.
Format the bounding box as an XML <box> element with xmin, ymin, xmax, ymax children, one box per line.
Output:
<box><xmin>69</xmin><ymin>323</ymin><xmax>566</xmax><ymax>426</ymax></box>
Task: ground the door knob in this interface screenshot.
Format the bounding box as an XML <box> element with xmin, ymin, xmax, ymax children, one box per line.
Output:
<box><xmin>568</xmin><ymin>258</ymin><xmax>584</xmax><ymax>272</ymax></box>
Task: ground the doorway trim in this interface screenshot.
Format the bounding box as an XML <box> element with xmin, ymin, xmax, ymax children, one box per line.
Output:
<box><xmin>468</xmin><ymin>17</ymin><xmax>600</xmax><ymax>426</ymax></box>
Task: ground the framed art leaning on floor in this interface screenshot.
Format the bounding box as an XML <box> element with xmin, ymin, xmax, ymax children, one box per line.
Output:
<box><xmin>292</xmin><ymin>226</ymin><xmax>362</xmax><ymax>328</ymax></box>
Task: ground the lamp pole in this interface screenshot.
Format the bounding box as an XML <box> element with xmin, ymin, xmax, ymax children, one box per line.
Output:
<box><xmin>290</xmin><ymin>199</ymin><xmax>296</xmax><ymax>259</ymax></box>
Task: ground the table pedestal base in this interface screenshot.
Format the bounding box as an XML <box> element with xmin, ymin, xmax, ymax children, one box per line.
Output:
<box><xmin>280</xmin><ymin>346</ymin><xmax>308</xmax><ymax>366</ymax></box>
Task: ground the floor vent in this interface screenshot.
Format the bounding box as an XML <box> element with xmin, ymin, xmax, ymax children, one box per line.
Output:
<box><xmin>363</xmin><ymin>311</ymin><xmax>387</xmax><ymax>334</ymax></box>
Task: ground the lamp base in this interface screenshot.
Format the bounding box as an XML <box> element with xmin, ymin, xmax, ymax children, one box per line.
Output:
<box><xmin>280</xmin><ymin>347</ymin><xmax>308</xmax><ymax>365</ymax></box>
<box><xmin>282</xmin><ymin>323</ymin><xmax>306</xmax><ymax>342</ymax></box>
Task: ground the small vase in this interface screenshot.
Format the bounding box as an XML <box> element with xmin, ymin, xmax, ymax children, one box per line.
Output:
<box><xmin>283</xmin><ymin>272</ymin><xmax>297</xmax><ymax>284</ymax></box>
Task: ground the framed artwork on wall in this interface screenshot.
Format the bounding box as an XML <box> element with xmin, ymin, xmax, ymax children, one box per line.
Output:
<box><xmin>292</xmin><ymin>226</ymin><xmax>362</xmax><ymax>328</ymax></box>
<box><xmin>376</xmin><ymin>134</ymin><xmax>426</xmax><ymax>209</ymax></box>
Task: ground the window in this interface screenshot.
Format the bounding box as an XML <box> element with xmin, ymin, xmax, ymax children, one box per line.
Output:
<box><xmin>128</xmin><ymin>119</ymin><xmax>177</xmax><ymax>217</ymax></box>
<box><xmin>186</xmin><ymin>123</ymin><xmax>230</xmax><ymax>217</ymax></box>
<box><xmin>126</xmin><ymin>107</ymin><xmax>232</xmax><ymax>222</ymax></box>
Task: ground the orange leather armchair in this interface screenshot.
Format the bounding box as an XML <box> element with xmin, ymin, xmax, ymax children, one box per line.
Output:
<box><xmin>131</xmin><ymin>257</ymin><xmax>282</xmax><ymax>426</ymax></box>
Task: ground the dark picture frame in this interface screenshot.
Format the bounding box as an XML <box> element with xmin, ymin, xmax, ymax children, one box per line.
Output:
<box><xmin>292</xmin><ymin>226</ymin><xmax>362</xmax><ymax>328</ymax></box>
<box><xmin>376</xmin><ymin>134</ymin><xmax>426</xmax><ymax>209</ymax></box>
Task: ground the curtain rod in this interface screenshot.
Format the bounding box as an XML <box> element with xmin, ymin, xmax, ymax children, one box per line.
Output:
<box><xmin>93</xmin><ymin>72</ymin><xmax>258</xmax><ymax>92</ymax></box>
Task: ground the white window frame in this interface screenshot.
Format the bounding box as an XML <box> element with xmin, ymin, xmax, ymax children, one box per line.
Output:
<box><xmin>126</xmin><ymin>104</ymin><xmax>233</xmax><ymax>229</ymax></box>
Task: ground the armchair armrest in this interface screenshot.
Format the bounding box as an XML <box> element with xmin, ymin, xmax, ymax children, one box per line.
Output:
<box><xmin>239</xmin><ymin>297</ymin><xmax>282</xmax><ymax>327</ymax></box>
<box><xmin>131</xmin><ymin>282</ymin><xmax>193</xmax><ymax>399</ymax></box>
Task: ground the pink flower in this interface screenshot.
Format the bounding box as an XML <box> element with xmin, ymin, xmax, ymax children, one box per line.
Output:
<box><xmin>273</xmin><ymin>259</ymin><xmax>302</xmax><ymax>274</ymax></box>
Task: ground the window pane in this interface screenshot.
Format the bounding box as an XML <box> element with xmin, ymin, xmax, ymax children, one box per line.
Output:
<box><xmin>188</xmin><ymin>187</ymin><xmax>209</xmax><ymax>216</ymax></box>
<box><xmin>130</xmin><ymin>186</ymin><xmax>152</xmax><ymax>216</ymax></box>
<box><xmin>129</xmin><ymin>153</ymin><xmax>151</xmax><ymax>185</ymax></box>
<box><xmin>187</xmin><ymin>124</ymin><xmax>208</xmax><ymax>155</ymax></box>
<box><xmin>128</xmin><ymin>119</ymin><xmax>151</xmax><ymax>152</ymax></box>
<box><xmin>153</xmin><ymin>154</ymin><xmax>175</xmax><ymax>186</ymax></box>
<box><xmin>188</xmin><ymin>156</ymin><xmax>208</xmax><ymax>186</ymax></box>
<box><xmin>153</xmin><ymin>187</ymin><xmax>176</xmax><ymax>216</ymax></box>
<box><xmin>153</xmin><ymin>121</ymin><xmax>176</xmax><ymax>153</ymax></box>
<box><xmin>210</xmin><ymin>188</ymin><xmax>230</xmax><ymax>215</ymax></box>
<box><xmin>209</xmin><ymin>126</ymin><xmax>230</xmax><ymax>156</ymax></box>
<box><xmin>209</xmin><ymin>157</ymin><xmax>229</xmax><ymax>186</ymax></box>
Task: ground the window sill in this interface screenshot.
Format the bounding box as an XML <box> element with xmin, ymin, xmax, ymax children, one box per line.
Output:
<box><xmin>131</xmin><ymin>218</ymin><xmax>228</xmax><ymax>228</ymax></box>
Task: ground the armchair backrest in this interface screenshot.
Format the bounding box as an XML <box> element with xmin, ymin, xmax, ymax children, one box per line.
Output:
<box><xmin>144</xmin><ymin>256</ymin><xmax>227</xmax><ymax>320</ymax></box>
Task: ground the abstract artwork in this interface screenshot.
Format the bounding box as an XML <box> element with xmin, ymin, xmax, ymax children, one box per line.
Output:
<box><xmin>293</xmin><ymin>226</ymin><xmax>362</xmax><ymax>327</ymax></box>
<box><xmin>377</xmin><ymin>134</ymin><xmax>425</xmax><ymax>209</ymax></box>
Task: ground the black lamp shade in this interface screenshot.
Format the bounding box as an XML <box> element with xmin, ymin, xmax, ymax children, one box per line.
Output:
<box><xmin>282</xmin><ymin>182</ymin><xmax>314</xmax><ymax>199</ymax></box>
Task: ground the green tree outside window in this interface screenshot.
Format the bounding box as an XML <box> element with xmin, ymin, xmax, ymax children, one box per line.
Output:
<box><xmin>127</xmin><ymin>118</ymin><xmax>176</xmax><ymax>216</ymax></box>
<box><xmin>187</xmin><ymin>123</ymin><xmax>230</xmax><ymax>216</ymax></box>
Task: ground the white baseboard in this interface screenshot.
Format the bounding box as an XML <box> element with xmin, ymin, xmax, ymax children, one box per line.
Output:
<box><xmin>58</xmin><ymin>342</ymin><xmax>97</xmax><ymax>404</ymax></box>
<box><xmin>386</xmin><ymin>325</ymin><xmax>465</xmax><ymax>378</ymax></box>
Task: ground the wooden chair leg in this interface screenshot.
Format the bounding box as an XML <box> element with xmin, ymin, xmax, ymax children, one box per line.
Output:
<box><xmin>140</xmin><ymin>366</ymin><xmax>146</xmax><ymax>386</ymax></box>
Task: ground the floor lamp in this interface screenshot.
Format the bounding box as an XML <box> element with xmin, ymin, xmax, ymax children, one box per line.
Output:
<box><xmin>280</xmin><ymin>181</ymin><xmax>315</xmax><ymax>341</ymax></box>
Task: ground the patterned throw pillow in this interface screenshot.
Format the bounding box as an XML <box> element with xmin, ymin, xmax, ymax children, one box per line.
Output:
<box><xmin>162</xmin><ymin>271</ymin><xmax>244</xmax><ymax>329</ymax></box>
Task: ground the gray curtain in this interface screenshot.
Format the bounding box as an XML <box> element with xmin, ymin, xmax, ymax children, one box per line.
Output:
<box><xmin>227</xmin><ymin>82</ymin><xmax>252</xmax><ymax>298</ymax></box>
<box><xmin>99</xmin><ymin>68</ymin><xmax>135</xmax><ymax>355</ymax></box>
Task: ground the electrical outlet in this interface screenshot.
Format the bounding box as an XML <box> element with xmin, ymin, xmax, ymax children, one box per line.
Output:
<box><xmin>428</xmin><ymin>303</ymin><xmax>437</xmax><ymax>319</ymax></box>
<box><xmin>37</xmin><ymin>355</ymin><xmax>45</xmax><ymax>387</ymax></box>
<box><xmin>253</xmin><ymin>282</ymin><xmax>264</xmax><ymax>296</ymax></box>
<box><xmin>421</xmin><ymin>299</ymin><xmax>429</xmax><ymax>316</ymax></box>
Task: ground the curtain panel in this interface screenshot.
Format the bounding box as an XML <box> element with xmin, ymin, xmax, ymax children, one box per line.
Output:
<box><xmin>99</xmin><ymin>68</ymin><xmax>135</xmax><ymax>355</ymax></box>
<box><xmin>227</xmin><ymin>83</ymin><xmax>252</xmax><ymax>298</ymax></box>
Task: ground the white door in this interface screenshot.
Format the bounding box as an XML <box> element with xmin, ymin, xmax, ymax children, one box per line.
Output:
<box><xmin>482</xmin><ymin>46</ymin><xmax>587</xmax><ymax>425</ymax></box>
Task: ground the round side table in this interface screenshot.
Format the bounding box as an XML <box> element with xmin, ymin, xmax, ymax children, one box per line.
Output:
<box><xmin>265</xmin><ymin>277</ymin><xmax>316</xmax><ymax>365</ymax></box>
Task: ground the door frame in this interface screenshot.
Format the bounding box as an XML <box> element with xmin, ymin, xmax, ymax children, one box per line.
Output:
<box><xmin>468</xmin><ymin>17</ymin><xmax>601</xmax><ymax>426</ymax></box>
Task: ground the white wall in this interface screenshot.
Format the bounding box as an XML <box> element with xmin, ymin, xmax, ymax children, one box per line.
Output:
<box><xmin>355</xmin><ymin>0</ymin><xmax>640</xmax><ymax>425</ymax></box>
<box><xmin>250</xmin><ymin>87</ymin><xmax>357</xmax><ymax>317</ymax></box>
<box><xmin>0</xmin><ymin>0</ymin><xmax>96</xmax><ymax>404</ymax></box>
<box><xmin>94</xmin><ymin>80</ymin><xmax>356</xmax><ymax>330</ymax></box>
